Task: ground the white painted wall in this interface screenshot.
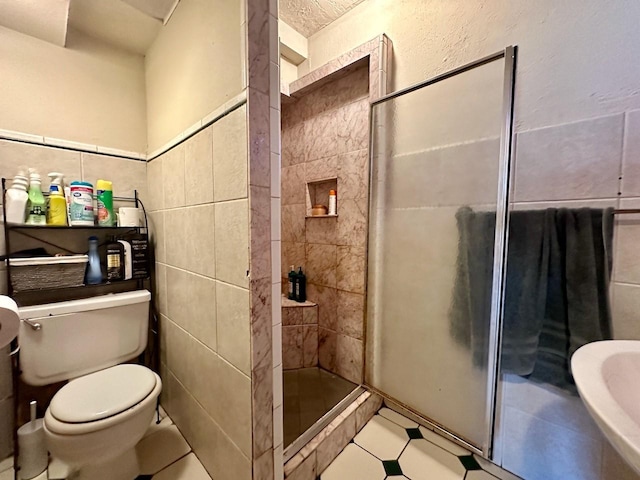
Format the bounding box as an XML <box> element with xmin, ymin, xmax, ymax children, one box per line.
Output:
<box><xmin>145</xmin><ymin>0</ymin><xmax>244</xmax><ymax>152</ymax></box>
<box><xmin>0</xmin><ymin>26</ymin><xmax>147</xmax><ymax>152</ymax></box>
<box><xmin>303</xmin><ymin>0</ymin><xmax>640</xmax><ymax>133</ymax></box>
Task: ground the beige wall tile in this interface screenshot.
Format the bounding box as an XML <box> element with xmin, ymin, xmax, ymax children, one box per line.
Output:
<box><xmin>146</xmin><ymin>157</ymin><xmax>164</xmax><ymax>211</ymax></box>
<box><xmin>166</xmin><ymin>266</ymin><xmax>217</xmax><ymax>350</ymax></box>
<box><xmin>163</xmin><ymin>371</ymin><xmax>251</xmax><ymax>480</ymax></box>
<box><xmin>213</xmin><ymin>106</ymin><xmax>248</xmax><ymax>202</ymax></box>
<box><xmin>217</xmin><ymin>281</ymin><xmax>251</xmax><ymax>375</ymax></box>
<box><xmin>149</xmin><ymin>211</ymin><xmax>166</xmax><ymax>264</ymax></box>
<box><xmin>183</xmin><ymin>204</ymin><xmax>216</xmax><ymax>278</ymax></box>
<box><xmin>307</xmin><ymin>284</ymin><xmax>337</xmax><ymax>330</ymax></box>
<box><xmin>162</xmin><ymin>144</ymin><xmax>186</xmax><ymax>208</ymax></box>
<box><xmin>282</xmin><ymin>204</ymin><xmax>306</xmax><ymax>243</ymax></box>
<box><xmin>304</xmin><ymin>113</ymin><xmax>338</xmax><ymax>162</ymax></box>
<box><xmin>337</xmin><ymin>149</ymin><xmax>368</xmax><ymax>201</ymax></box>
<box><xmin>154</xmin><ymin>263</ymin><xmax>167</xmax><ymax>316</ymax></box>
<box><xmin>164</xmin><ymin>319</ymin><xmax>196</xmax><ymax>392</ymax></box>
<box><xmin>282</xmin><ymin>121</ymin><xmax>306</xmax><ymax>167</ymax></box>
<box><xmin>355</xmin><ymin>393</ymin><xmax>383</xmax><ymax>431</ymax></box>
<box><xmin>282</xmin><ymin>307</ymin><xmax>303</xmax><ymax>326</ymax></box>
<box><xmin>184</xmin><ymin>126</ymin><xmax>214</xmax><ymax>206</ymax></box>
<box><xmin>283</xmin><ymin>326</ymin><xmax>303</xmax><ymax>369</ymax></box>
<box><xmin>305</xmin><ymin>217</ymin><xmax>337</xmax><ymax>245</ymax></box>
<box><xmin>215</xmin><ymin>199</ymin><xmax>250</xmax><ymax>288</ymax></box>
<box><xmin>282</xmin><ymin>242</ymin><xmax>305</xmax><ymax>283</ymax></box>
<box><xmin>190</xmin><ymin>338</ymin><xmax>252</xmax><ymax>458</ymax></box>
<box><xmin>0</xmin><ymin>139</ymin><xmax>81</xmax><ymax>193</ymax></box>
<box><xmin>337</xmin><ymin>99</ymin><xmax>369</xmax><ymax>154</ymax></box>
<box><xmin>81</xmin><ymin>153</ymin><xmax>147</xmax><ymax>201</ymax></box>
<box><xmin>336</xmin><ymin>197</ymin><xmax>367</xmax><ymax>247</ymax></box>
<box><xmin>305</xmin><ymin>243</ymin><xmax>337</xmax><ymax>288</ymax></box>
<box><xmin>611</xmin><ymin>283</ymin><xmax>640</xmax><ymax>340</ymax></box>
<box><xmin>336</xmin><ymin>246</ymin><xmax>366</xmax><ymax>294</ymax></box>
<box><xmin>621</xmin><ymin>110</ymin><xmax>640</xmax><ymax>197</ymax></box>
<box><xmin>514</xmin><ymin>114</ymin><xmax>623</xmax><ymax>202</ymax></box>
<box><xmin>305</xmin><ymin>156</ymin><xmax>337</xmax><ymax>183</ymax></box>
<box><xmin>164</xmin><ymin>208</ymin><xmax>186</xmax><ymax>269</ymax></box>
<box><xmin>285</xmin><ymin>451</ymin><xmax>316</xmax><ymax>480</ymax></box>
<box><xmin>282</xmin><ymin>164</ymin><xmax>305</xmax><ymax>205</ymax></box>
<box><xmin>302</xmin><ymin>325</ymin><xmax>318</xmax><ymax>367</ymax></box>
<box><xmin>335</xmin><ymin>334</ymin><xmax>362</xmax><ymax>383</ymax></box>
<box><xmin>303</xmin><ymin>306</ymin><xmax>318</xmax><ymax>325</ymax></box>
<box><xmin>336</xmin><ymin>291</ymin><xmax>364</xmax><ymax>340</ymax></box>
<box><xmin>318</xmin><ymin>327</ymin><xmax>337</xmax><ymax>373</ymax></box>
<box><xmin>614</xmin><ymin>199</ymin><xmax>640</xmax><ymax>284</ymax></box>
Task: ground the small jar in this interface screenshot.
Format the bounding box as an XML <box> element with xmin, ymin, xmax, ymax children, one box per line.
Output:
<box><xmin>311</xmin><ymin>205</ymin><xmax>328</xmax><ymax>216</ymax></box>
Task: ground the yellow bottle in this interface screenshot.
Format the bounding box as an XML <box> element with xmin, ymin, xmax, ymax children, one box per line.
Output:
<box><xmin>46</xmin><ymin>172</ymin><xmax>68</xmax><ymax>226</ymax></box>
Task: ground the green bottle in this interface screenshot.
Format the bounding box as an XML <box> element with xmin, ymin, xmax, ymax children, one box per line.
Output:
<box><xmin>26</xmin><ymin>172</ymin><xmax>46</xmax><ymax>225</ymax></box>
<box><xmin>288</xmin><ymin>265</ymin><xmax>297</xmax><ymax>300</ymax></box>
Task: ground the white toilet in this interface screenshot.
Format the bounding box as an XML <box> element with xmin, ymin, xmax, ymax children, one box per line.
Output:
<box><xmin>18</xmin><ymin>290</ymin><xmax>161</xmax><ymax>480</ymax></box>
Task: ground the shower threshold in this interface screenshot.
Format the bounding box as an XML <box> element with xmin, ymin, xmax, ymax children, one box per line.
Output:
<box><xmin>283</xmin><ymin>367</ymin><xmax>361</xmax><ymax>460</ymax></box>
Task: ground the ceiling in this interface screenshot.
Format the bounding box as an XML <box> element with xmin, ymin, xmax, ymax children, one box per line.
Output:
<box><xmin>0</xmin><ymin>0</ymin><xmax>176</xmax><ymax>54</ymax></box>
<box><xmin>279</xmin><ymin>0</ymin><xmax>365</xmax><ymax>37</ymax></box>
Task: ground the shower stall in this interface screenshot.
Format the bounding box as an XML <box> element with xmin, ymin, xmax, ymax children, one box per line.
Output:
<box><xmin>282</xmin><ymin>46</ymin><xmax>517</xmax><ymax>462</ymax></box>
<box><xmin>365</xmin><ymin>47</ymin><xmax>516</xmax><ymax>456</ymax></box>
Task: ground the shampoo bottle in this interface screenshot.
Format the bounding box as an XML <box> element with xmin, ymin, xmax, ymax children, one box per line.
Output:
<box><xmin>5</xmin><ymin>170</ymin><xmax>29</xmax><ymax>224</ymax></box>
<box><xmin>26</xmin><ymin>171</ymin><xmax>46</xmax><ymax>225</ymax></box>
<box><xmin>296</xmin><ymin>267</ymin><xmax>306</xmax><ymax>303</ymax></box>
<box><xmin>46</xmin><ymin>172</ymin><xmax>67</xmax><ymax>226</ymax></box>
<box><xmin>106</xmin><ymin>237</ymin><xmax>124</xmax><ymax>281</ymax></box>
<box><xmin>288</xmin><ymin>265</ymin><xmax>297</xmax><ymax>300</ymax></box>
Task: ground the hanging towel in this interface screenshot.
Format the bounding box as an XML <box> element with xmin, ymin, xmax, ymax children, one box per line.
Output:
<box><xmin>449</xmin><ymin>207</ymin><xmax>614</xmax><ymax>393</ymax></box>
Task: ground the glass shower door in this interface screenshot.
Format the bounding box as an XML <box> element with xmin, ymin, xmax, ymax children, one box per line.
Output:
<box><xmin>366</xmin><ymin>49</ymin><xmax>515</xmax><ymax>454</ymax></box>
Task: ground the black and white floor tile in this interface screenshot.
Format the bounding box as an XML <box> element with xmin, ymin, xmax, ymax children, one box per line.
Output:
<box><xmin>321</xmin><ymin>408</ymin><xmax>498</xmax><ymax>480</ymax></box>
<box><xmin>0</xmin><ymin>407</ymin><xmax>211</xmax><ymax>480</ymax></box>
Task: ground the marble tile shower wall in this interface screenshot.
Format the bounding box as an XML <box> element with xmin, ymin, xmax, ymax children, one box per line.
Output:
<box><xmin>281</xmin><ymin>66</ymin><xmax>370</xmax><ymax>384</ymax></box>
<box><xmin>494</xmin><ymin>109</ymin><xmax>640</xmax><ymax>480</ymax></box>
<box><xmin>0</xmin><ymin>139</ymin><xmax>148</xmax><ymax>459</ymax></box>
<box><xmin>148</xmin><ymin>105</ymin><xmax>253</xmax><ymax>480</ymax></box>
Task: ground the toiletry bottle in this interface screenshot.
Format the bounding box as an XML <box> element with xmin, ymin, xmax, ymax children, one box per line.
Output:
<box><xmin>46</xmin><ymin>172</ymin><xmax>67</xmax><ymax>226</ymax></box>
<box><xmin>85</xmin><ymin>236</ymin><xmax>103</xmax><ymax>285</ymax></box>
<box><xmin>106</xmin><ymin>237</ymin><xmax>124</xmax><ymax>281</ymax></box>
<box><xmin>69</xmin><ymin>181</ymin><xmax>95</xmax><ymax>226</ymax></box>
<box><xmin>26</xmin><ymin>171</ymin><xmax>46</xmax><ymax>225</ymax></box>
<box><xmin>288</xmin><ymin>265</ymin><xmax>297</xmax><ymax>300</ymax></box>
<box><xmin>5</xmin><ymin>170</ymin><xmax>29</xmax><ymax>224</ymax></box>
<box><xmin>296</xmin><ymin>267</ymin><xmax>306</xmax><ymax>303</ymax></box>
<box><xmin>96</xmin><ymin>180</ymin><xmax>114</xmax><ymax>227</ymax></box>
<box><xmin>117</xmin><ymin>239</ymin><xmax>133</xmax><ymax>280</ymax></box>
<box><xmin>328</xmin><ymin>189</ymin><xmax>337</xmax><ymax>215</ymax></box>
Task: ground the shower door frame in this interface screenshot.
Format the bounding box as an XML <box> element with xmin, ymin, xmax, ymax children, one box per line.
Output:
<box><xmin>363</xmin><ymin>46</ymin><xmax>517</xmax><ymax>458</ymax></box>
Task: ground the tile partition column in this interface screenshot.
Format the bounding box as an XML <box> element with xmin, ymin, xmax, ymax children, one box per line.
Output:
<box><xmin>245</xmin><ymin>0</ymin><xmax>282</xmax><ymax>479</ymax></box>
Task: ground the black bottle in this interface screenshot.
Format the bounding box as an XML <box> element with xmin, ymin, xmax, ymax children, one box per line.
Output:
<box><xmin>288</xmin><ymin>265</ymin><xmax>297</xmax><ymax>300</ymax></box>
<box><xmin>106</xmin><ymin>237</ymin><xmax>124</xmax><ymax>281</ymax></box>
<box><xmin>295</xmin><ymin>266</ymin><xmax>306</xmax><ymax>303</ymax></box>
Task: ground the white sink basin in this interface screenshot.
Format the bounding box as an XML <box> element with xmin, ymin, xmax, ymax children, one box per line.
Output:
<box><xmin>572</xmin><ymin>340</ymin><xmax>640</xmax><ymax>474</ymax></box>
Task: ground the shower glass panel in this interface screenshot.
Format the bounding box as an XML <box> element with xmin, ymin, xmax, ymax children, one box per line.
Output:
<box><xmin>366</xmin><ymin>53</ymin><xmax>512</xmax><ymax>452</ymax></box>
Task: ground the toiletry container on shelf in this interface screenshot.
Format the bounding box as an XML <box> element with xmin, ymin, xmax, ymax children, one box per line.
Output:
<box><xmin>18</xmin><ymin>290</ymin><xmax>161</xmax><ymax>480</ymax></box>
<box><xmin>5</xmin><ymin>172</ymin><xmax>29</xmax><ymax>224</ymax></box>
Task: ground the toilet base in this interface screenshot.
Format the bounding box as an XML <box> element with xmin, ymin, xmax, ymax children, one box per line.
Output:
<box><xmin>72</xmin><ymin>448</ymin><xmax>140</xmax><ymax>480</ymax></box>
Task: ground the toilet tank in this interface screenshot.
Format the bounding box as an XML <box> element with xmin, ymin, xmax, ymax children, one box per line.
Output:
<box><xmin>18</xmin><ymin>290</ymin><xmax>151</xmax><ymax>386</ymax></box>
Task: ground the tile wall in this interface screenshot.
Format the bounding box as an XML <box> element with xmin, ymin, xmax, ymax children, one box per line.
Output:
<box><xmin>149</xmin><ymin>105</ymin><xmax>253</xmax><ymax>480</ymax></box>
<box><xmin>281</xmin><ymin>65</ymin><xmax>370</xmax><ymax>384</ymax></box>
<box><xmin>282</xmin><ymin>300</ymin><xmax>319</xmax><ymax>370</ymax></box>
<box><xmin>0</xmin><ymin>139</ymin><xmax>148</xmax><ymax>459</ymax></box>
<box><xmin>493</xmin><ymin>110</ymin><xmax>640</xmax><ymax>480</ymax></box>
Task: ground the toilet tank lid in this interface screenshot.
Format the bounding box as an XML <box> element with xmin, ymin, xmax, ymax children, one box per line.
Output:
<box><xmin>19</xmin><ymin>290</ymin><xmax>150</xmax><ymax>319</ymax></box>
<box><xmin>49</xmin><ymin>364</ymin><xmax>157</xmax><ymax>423</ymax></box>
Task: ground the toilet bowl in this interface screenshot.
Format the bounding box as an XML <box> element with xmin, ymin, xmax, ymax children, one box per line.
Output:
<box><xmin>43</xmin><ymin>364</ymin><xmax>162</xmax><ymax>480</ymax></box>
<box><xmin>18</xmin><ymin>291</ymin><xmax>158</xmax><ymax>480</ymax></box>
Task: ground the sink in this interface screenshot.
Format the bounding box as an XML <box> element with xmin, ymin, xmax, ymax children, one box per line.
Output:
<box><xmin>572</xmin><ymin>340</ymin><xmax>640</xmax><ymax>474</ymax></box>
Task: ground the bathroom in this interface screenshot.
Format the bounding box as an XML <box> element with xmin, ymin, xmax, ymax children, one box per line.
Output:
<box><xmin>0</xmin><ymin>1</ymin><xmax>639</xmax><ymax>480</ymax></box>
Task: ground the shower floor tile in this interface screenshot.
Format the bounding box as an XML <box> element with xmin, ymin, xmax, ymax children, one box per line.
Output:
<box><xmin>321</xmin><ymin>408</ymin><xmax>500</xmax><ymax>480</ymax></box>
<box><xmin>284</xmin><ymin>367</ymin><xmax>358</xmax><ymax>446</ymax></box>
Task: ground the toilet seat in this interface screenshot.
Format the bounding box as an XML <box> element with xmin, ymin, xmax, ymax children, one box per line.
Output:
<box><xmin>50</xmin><ymin>364</ymin><xmax>157</xmax><ymax>423</ymax></box>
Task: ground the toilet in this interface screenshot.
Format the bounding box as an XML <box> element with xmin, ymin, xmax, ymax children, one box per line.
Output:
<box><xmin>18</xmin><ymin>290</ymin><xmax>161</xmax><ymax>480</ymax></box>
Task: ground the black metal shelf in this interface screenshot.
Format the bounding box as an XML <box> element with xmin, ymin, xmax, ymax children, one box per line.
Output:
<box><xmin>5</xmin><ymin>224</ymin><xmax>143</xmax><ymax>231</ymax></box>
